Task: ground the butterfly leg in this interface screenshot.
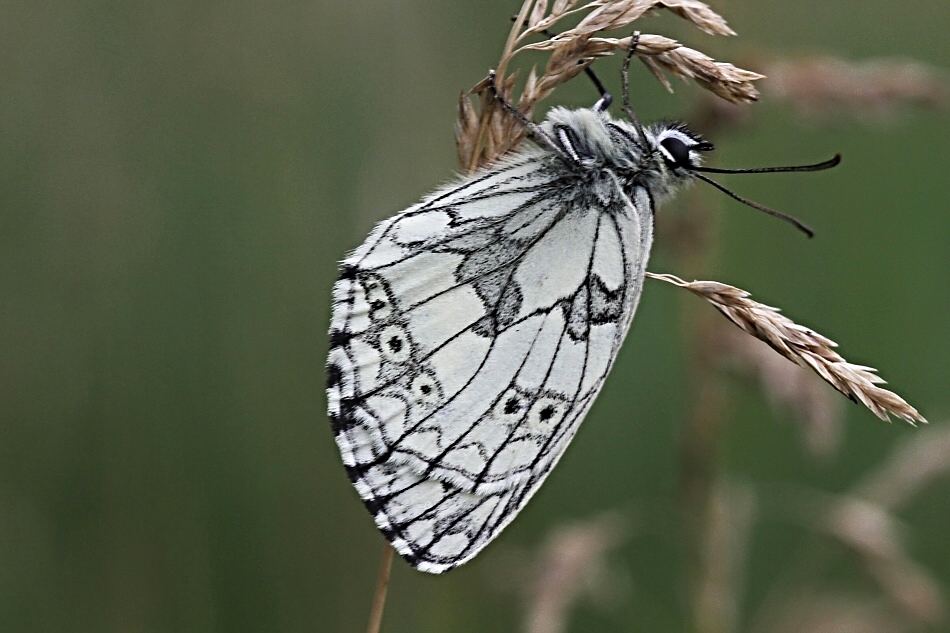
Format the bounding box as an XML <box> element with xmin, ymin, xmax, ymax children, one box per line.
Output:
<box><xmin>620</xmin><ymin>31</ymin><xmax>649</xmax><ymax>147</ymax></box>
<box><xmin>524</xmin><ymin>23</ymin><xmax>613</xmax><ymax>111</ymax></box>
<box><xmin>587</xmin><ymin>68</ymin><xmax>613</xmax><ymax>112</ymax></box>
<box><xmin>486</xmin><ymin>69</ymin><xmax>568</xmax><ymax>160</ymax></box>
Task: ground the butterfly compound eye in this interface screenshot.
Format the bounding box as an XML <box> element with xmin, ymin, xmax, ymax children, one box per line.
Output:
<box><xmin>660</xmin><ymin>136</ymin><xmax>693</xmax><ymax>168</ymax></box>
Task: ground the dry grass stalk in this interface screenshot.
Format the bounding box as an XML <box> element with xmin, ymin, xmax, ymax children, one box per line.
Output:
<box><xmin>647</xmin><ymin>273</ymin><xmax>926</xmax><ymax>425</ymax></box>
<box><xmin>837</xmin><ymin>426</ymin><xmax>950</xmax><ymax>622</ymax></box>
<box><xmin>522</xmin><ymin>34</ymin><xmax>765</xmax><ymax>103</ymax></box>
<box><xmin>757</xmin><ymin>593</ymin><xmax>915</xmax><ymax>633</ymax></box>
<box><xmin>456</xmin><ymin>0</ymin><xmax>764</xmax><ymax>170</ymax></box>
<box><xmin>824</xmin><ymin>497</ymin><xmax>945</xmax><ymax>623</ymax></box>
<box><xmin>693</xmin><ymin>479</ymin><xmax>756</xmax><ymax>633</ymax></box>
<box><xmin>853</xmin><ymin>424</ymin><xmax>950</xmax><ymax>511</ymax></box>
<box><xmin>750</xmin><ymin>428</ymin><xmax>950</xmax><ymax>630</ymax></box>
<box><xmin>365</xmin><ymin>544</ymin><xmax>394</xmax><ymax>633</ymax></box>
<box><xmin>765</xmin><ymin>57</ymin><xmax>948</xmax><ymax>121</ymax></box>
<box><xmin>523</xmin><ymin>513</ymin><xmax>628</xmax><ymax>633</ymax></box>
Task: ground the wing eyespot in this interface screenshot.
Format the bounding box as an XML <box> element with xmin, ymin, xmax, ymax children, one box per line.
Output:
<box><xmin>410</xmin><ymin>373</ymin><xmax>442</xmax><ymax>408</ymax></box>
<box><xmin>527</xmin><ymin>396</ymin><xmax>568</xmax><ymax>429</ymax></box>
<box><xmin>362</xmin><ymin>275</ymin><xmax>394</xmax><ymax>321</ymax></box>
<box><xmin>377</xmin><ymin>325</ymin><xmax>413</xmax><ymax>364</ymax></box>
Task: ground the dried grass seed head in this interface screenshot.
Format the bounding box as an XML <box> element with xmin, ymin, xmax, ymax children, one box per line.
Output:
<box><xmin>647</xmin><ymin>274</ymin><xmax>926</xmax><ymax>426</ymax></box>
<box><xmin>457</xmin><ymin>0</ymin><xmax>764</xmax><ymax>169</ymax></box>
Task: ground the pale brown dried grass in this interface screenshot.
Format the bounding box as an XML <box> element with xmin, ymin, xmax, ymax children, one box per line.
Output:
<box><xmin>522</xmin><ymin>512</ymin><xmax>628</xmax><ymax>633</ymax></box>
<box><xmin>829</xmin><ymin>426</ymin><xmax>950</xmax><ymax>624</ymax></box>
<box><xmin>854</xmin><ymin>423</ymin><xmax>950</xmax><ymax>511</ymax></box>
<box><xmin>755</xmin><ymin>593</ymin><xmax>916</xmax><ymax>633</ymax></box>
<box><xmin>647</xmin><ymin>273</ymin><xmax>926</xmax><ymax>425</ymax></box>
<box><xmin>692</xmin><ymin>480</ymin><xmax>757</xmax><ymax>633</ymax></box>
<box><xmin>456</xmin><ymin>0</ymin><xmax>764</xmax><ymax>171</ymax></box>
<box><xmin>765</xmin><ymin>56</ymin><xmax>948</xmax><ymax>121</ymax></box>
<box><xmin>823</xmin><ymin>497</ymin><xmax>945</xmax><ymax>624</ymax></box>
<box><xmin>746</xmin><ymin>426</ymin><xmax>950</xmax><ymax>632</ymax></box>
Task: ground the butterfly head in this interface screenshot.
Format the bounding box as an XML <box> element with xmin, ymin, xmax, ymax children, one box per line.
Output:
<box><xmin>652</xmin><ymin>123</ymin><xmax>715</xmax><ymax>175</ymax></box>
<box><xmin>644</xmin><ymin>120</ymin><xmax>838</xmax><ymax>238</ymax></box>
<box><xmin>628</xmin><ymin>121</ymin><xmax>714</xmax><ymax>200</ymax></box>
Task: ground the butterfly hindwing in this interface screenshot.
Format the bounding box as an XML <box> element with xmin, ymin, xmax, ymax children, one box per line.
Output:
<box><xmin>327</xmin><ymin>146</ymin><xmax>655</xmax><ymax>572</ymax></box>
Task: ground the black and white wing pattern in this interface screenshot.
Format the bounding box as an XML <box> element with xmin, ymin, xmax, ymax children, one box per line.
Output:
<box><xmin>327</xmin><ymin>133</ymin><xmax>656</xmax><ymax>574</ymax></box>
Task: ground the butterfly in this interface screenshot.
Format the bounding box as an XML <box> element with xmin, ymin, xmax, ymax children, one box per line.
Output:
<box><xmin>326</xmin><ymin>61</ymin><xmax>837</xmax><ymax>573</ymax></box>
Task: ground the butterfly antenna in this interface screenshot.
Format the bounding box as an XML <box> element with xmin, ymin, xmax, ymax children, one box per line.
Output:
<box><xmin>693</xmin><ymin>172</ymin><xmax>816</xmax><ymax>238</ymax></box>
<box><xmin>691</xmin><ymin>154</ymin><xmax>841</xmax><ymax>237</ymax></box>
<box><xmin>621</xmin><ymin>32</ymin><xmax>649</xmax><ymax>150</ymax></box>
<box><xmin>694</xmin><ymin>154</ymin><xmax>842</xmax><ymax>175</ymax></box>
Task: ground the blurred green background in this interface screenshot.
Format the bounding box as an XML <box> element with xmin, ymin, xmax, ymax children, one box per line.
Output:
<box><xmin>1</xmin><ymin>1</ymin><xmax>948</xmax><ymax>632</ymax></box>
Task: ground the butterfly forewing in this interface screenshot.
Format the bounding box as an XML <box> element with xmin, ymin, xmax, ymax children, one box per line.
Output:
<box><xmin>327</xmin><ymin>130</ymin><xmax>656</xmax><ymax>572</ymax></box>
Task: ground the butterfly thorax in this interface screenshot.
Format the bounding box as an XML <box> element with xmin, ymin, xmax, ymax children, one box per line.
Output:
<box><xmin>539</xmin><ymin>107</ymin><xmax>704</xmax><ymax>207</ymax></box>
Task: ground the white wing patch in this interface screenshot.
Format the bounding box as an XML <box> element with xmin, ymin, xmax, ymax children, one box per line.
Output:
<box><xmin>327</xmin><ymin>147</ymin><xmax>655</xmax><ymax>573</ymax></box>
